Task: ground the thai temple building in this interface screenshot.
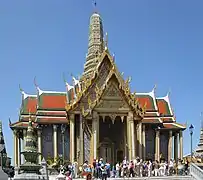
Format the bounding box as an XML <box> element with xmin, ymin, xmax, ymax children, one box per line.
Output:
<box><xmin>0</xmin><ymin>120</ymin><xmax>9</xmax><ymax>167</ymax></box>
<box><xmin>10</xmin><ymin>9</ymin><xmax>186</xmax><ymax>167</ymax></box>
<box><xmin>194</xmin><ymin>119</ymin><xmax>203</xmax><ymax>158</ymax></box>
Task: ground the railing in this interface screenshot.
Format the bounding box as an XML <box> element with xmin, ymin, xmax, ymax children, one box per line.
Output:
<box><xmin>190</xmin><ymin>163</ymin><xmax>203</xmax><ymax>180</ymax></box>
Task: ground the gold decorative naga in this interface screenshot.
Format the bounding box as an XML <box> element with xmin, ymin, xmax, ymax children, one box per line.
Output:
<box><xmin>87</xmin><ymin>96</ymin><xmax>92</xmax><ymax>109</ymax></box>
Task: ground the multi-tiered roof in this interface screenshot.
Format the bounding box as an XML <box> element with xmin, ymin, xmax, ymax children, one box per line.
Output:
<box><xmin>10</xmin><ymin>11</ymin><xmax>186</xmax><ymax>131</ymax></box>
<box><xmin>194</xmin><ymin>119</ymin><xmax>203</xmax><ymax>157</ymax></box>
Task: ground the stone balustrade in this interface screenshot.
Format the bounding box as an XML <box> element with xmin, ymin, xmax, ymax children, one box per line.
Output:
<box><xmin>190</xmin><ymin>163</ymin><xmax>203</xmax><ymax>180</ymax></box>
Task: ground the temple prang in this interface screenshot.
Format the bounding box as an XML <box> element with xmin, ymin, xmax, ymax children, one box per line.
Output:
<box><xmin>9</xmin><ymin>9</ymin><xmax>186</xmax><ymax>168</ymax></box>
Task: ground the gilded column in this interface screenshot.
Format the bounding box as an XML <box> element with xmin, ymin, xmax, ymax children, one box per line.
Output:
<box><xmin>123</xmin><ymin>116</ymin><xmax>127</xmax><ymax>157</ymax></box>
<box><xmin>174</xmin><ymin>132</ymin><xmax>178</xmax><ymax>162</ymax></box>
<box><xmin>37</xmin><ymin>129</ymin><xmax>42</xmax><ymax>163</ymax></box>
<box><xmin>18</xmin><ymin>137</ymin><xmax>21</xmax><ymax>165</ymax></box>
<box><xmin>127</xmin><ymin>118</ymin><xmax>132</xmax><ymax>160</ymax></box>
<box><xmin>138</xmin><ymin>122</ymin><xmax>142</xmax><ymax>159</ymax></box>
<box><xmin>179</xmin><ymin>130</ymin><xmax>183</xmax><ymax>160</ymax></box>
<box><xmin>14</xmin><ymin>130</ymin><xmax>19</xmax><ymax>167</ymax></box>
<box><xmin>53</xmin><ymin>125</ymin><xmax>58</xmax><ymax>161</ymax></box>
<box><xmin>22</xmin><ymin>129</ymin><xmax>27</xmax><ymax>163</ymax></box>
<box><xmin>79</xmin><ymin>114</ymin><xmax>84</xmax><ymax>165</ymax></box>
<box><xmin>70</xmin><ymin>114</ymin><xmax>75</xmax><ymax>163</ymax></box>
<box><xmin>142</xmin><ymin>124</ymin><xmax>146</xmax><ymax>160</ymax></box>
<box><xmin>92</xmin><ymin>112</ymin><xmax>98</xmax><ymax>159</ymax></box>
<box><xmin>155</xmin><ymin>130</ymin><xmax>160</xmax><ymax>161</ymax></box>
<box><xmin>128</xmin><ymin>112</ymin><xmax>135</xmax><ymax>159</ymax></box>
<box><xmin>168</xmin><ymin>130</ymin><xmax>173</xmax><ymax>161</ymax></box>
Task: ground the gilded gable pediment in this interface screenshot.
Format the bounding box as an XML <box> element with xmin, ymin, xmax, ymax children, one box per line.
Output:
<box><xmin>95</xmin><ymin>79</ymin><xmax>130</xmax><ymax>112</ymax></box>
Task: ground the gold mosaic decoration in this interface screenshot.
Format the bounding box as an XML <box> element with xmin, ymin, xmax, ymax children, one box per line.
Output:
<box><xmin>65</xmin><ymin>51</ymin><xmax>145</xmax><ymax>118</ymax></box>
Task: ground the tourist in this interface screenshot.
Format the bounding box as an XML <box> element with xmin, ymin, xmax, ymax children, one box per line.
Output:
<box><xmin>115</xmin><ymin>162</ymin><xmax>120</xmax><ymax>178</ymax></box>
<box><xmin>139</xmin><ymin>159</ymin><xmax>143</xmax><ymax>177</ymax></box>
<box><xmin>100</xmin><ymin>164</ymin><xmax>108</xmax><ymax>180</ymax></box>
<box><xmin>106</xmin><ymin>161</ymin><xmax>111</xmax><ymax>177</ymax></box>
<box><xmin>147</xmin><ymin>160</ymin><xmax>152</xmax><ymax>177</ymax></box>
<box><xmin>129</xmin><ymin>160</ymin><xmax>135</xmax><ymax>177</ymax></box>
<box><xmin>168</xmin><ymin>159</ymin><xmax>174</xmax><ymax>175</ymax></box>
<box><xmin>159</xmin><ymin>160</ymin><xmax>165</xmax><ymax>176</ymax></box>
<box><xmin>92</xmin><ymin>159</ymin><xmax>97</xmax><ymax>178</ymax></box>
<box><xmin>154</xmin><ymin>160</ymin><xmax>159</xmax><ymax>176</ymax></box>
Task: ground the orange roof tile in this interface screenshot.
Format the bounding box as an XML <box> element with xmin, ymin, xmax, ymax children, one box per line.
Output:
<box><xmin>21</xmin><ymin>96</ymin><xmax>37</xmax><ymax>114</ymax></box>
<box><xmin>136</xmin><ymin>95</ymin><xmax>156</xmax><ymax>110</ymax></box>
<box><xmin>38</xmin><ymin>93</ymin><xmax>66</xmax><ymax>110</ymax></box>
<box><xmin>157</xmin><ymin>99</ymin><xmax>171</xmax><ymax>116</ymax></box>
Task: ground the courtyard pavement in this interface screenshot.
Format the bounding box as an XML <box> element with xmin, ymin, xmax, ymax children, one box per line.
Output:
<box><xmin>47</xmin><ymin>175</ymin><xmax>192</xmax><ymax>180</ymax></box>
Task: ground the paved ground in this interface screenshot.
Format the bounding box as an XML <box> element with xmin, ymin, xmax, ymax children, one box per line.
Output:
<box><xmin>48</xmin><ymin>175</ymin><xmax>192</xmax><ymax>180</ymax></box>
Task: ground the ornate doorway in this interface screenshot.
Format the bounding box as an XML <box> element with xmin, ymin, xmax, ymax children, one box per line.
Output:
<box><xmin>99</xmin><ymin>137</ymin><xmax>112</xmax><ymax>163</ymax></box>
<box><xmin>99</xmin><ymin>116</ymin><xmax>126</xmax><ymax>164</ymax></box>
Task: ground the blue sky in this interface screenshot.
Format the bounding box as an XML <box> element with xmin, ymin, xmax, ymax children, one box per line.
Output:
<box><xmin>0</xmin><ymin>0</ymin><xmax>203</xmax><ymax>160</ymax></box>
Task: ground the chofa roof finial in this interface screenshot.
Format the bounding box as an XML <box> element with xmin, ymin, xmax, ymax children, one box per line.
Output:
<box><xmin>152</xmin><ymin>84</ymin><xmax>157</xmax><ymax>93</ymax></box>
<box><xmin>34</xmin><ymin>76</ymin><xmax>39</xmax><ymax>89</ymax></box>
<box><xmin>167</xmin><ymin>88</ymin><xmax>171</xmax><ymax>97</ymax></box>
<box><xmin>63</xmin><ymin>72</ymin><xmax>67</xmax><ymax>84</ymax></box>
<box><xmin>19</xmin><ymin>84</ymin><xmax>24</xmax><ymax>93</ymax></box>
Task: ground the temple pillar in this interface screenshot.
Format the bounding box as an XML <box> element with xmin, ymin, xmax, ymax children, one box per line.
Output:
<box><xmin>18</xmin><ymin>136</ymin><xmax>21</xmax><ymax>165</ymax></box>
<box><xmin>128</xmin><ymin>112</ymin><xmax>135</xmax><ymax>159</ymax></box>
<box><xmin>174</xmin><ymin>132</ymin><xmax>178</xmax><ymax>162</ymax></box>
<box><xmin>14</xmin><ymin>130</ymin><xmax>19</xmax><ymax>167</ymax></box>
<box><xmin>179</xmin><ymin>130</ymin><xmax>183</xmax><ymax>160</ymax></box>
<box><xmin>70</xmin><ymin>114</ymin><xmax>75</xmax><ymax>163</ymax></box>
<box><xmin>127</xmin><ymin>118</ymin><xmax>132</xmax><ymax>160</ymax></box>
<box><xmin>123</xmin><ymin>116</ymin><xmax>127</xmax><ymax>158</ymax></box>
<box><xmin>79</xmin><ymin>114</ymin><xmax>84</xmax><ymax>164</ymax></box>
<box><xmin>168</xmin><ymin>130</ymin><xmax>173</xmax><ymax>161</ymax></box>
<box><xmin>37</xmin><ymin>129</ymin><xmax>42</xmax><ymax>163</ymax></box>
<box><xmin>142</xmin><ymin>124</ymin><xmax>146</xmax><ymax>160</ymax></box>
<box><xmin>137</xmin><ymin>122</ymin><xmax>142</xmax><ymax>159</ymax></box>
<box><xmin>22</xmin><ymin>129</ymin><xmax>27</xmax><ymax>163</ymax></box>
<box><xmin>53</xmin><ymin>125</ymin><xmax>58</xmax><ymax>161</ymax></box>
<box><xmin>155</xmin><ymin>130</ymin><xmax>160</xmax><ymax>161</ymax></box>
<box><xmin>92</xmin><ymin>112</ymin><xmax>98</xmax><ymax>159</ymax></box>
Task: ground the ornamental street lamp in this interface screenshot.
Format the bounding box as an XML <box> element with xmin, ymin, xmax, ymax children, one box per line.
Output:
<box><xmin>61</xmin><ymin>124</ymin><xmax>67</xmax><ymax>165</ymax></box>
<box><xmin>189</xmin><ymin>124</ymin><xmax>194</xmax><ymax>162</ymax></box>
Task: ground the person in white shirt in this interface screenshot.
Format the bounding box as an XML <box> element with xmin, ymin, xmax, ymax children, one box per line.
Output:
<box><xmin>115</xmin><ymin>162</ymin><xmax>120</xmax><ymax>178</ymax></box>
<box><xmin>147</xmin><ymin>160</ymin><xmax>152</xmax><ymax>177</ymax></box>
<box><xmin>159</xmin><ymin>160</ymin><xmax>165</xmax><ymax>176</ymax></box>
<box><xmin>168</xmin><ymin>159</ymin><xmax>174</xmax><ymax>175</ymax></box>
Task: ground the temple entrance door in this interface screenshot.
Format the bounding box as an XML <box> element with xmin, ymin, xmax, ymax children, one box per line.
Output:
<box><xmin>100</xmin><ymin>144</ymin><xmax>112</xmax><ymax>163</ymax></box>
<box><xmin>116</xmin><ymin>150</ymin><xmax>123</xmax><ymax>163</ymax></box>
<box><xmin>99</xmin><ymin>116</ymin><xmax>126</xmax><ymax>164</ymax></box>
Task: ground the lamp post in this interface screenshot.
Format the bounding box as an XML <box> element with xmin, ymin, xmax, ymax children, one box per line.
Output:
<box><xmin>189</xmin><ymin>124</ymin><xmax>194</xmax><ymax>162</ymax></box>
<box><xmin>61</xmin><ymin>124</ymin><xmax>66</xmax><ymax>165</ymax></box>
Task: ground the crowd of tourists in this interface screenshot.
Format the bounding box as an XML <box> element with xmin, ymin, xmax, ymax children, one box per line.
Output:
<box><xmin>70</xmin><ymin>157</ymin><xmax>190</xmax><ymax>179</ymax></box>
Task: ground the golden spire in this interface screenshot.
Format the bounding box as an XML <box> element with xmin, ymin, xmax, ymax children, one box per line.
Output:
<box><xmin>83</xmin><ymin>0</ymin><xmax>104</xmax><ymax>78</ymax></box>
